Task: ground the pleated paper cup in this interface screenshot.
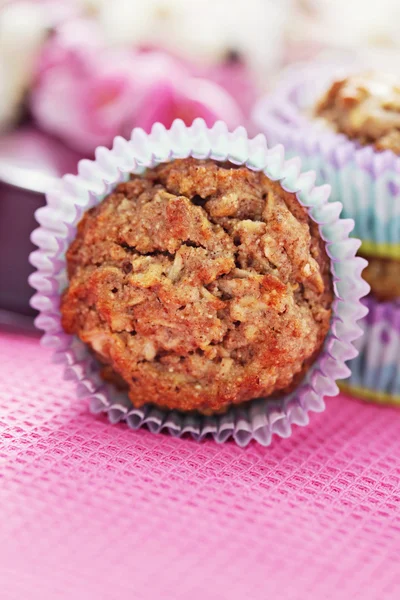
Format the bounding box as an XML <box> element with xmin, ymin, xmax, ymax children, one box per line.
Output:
<box><xmin>340</xmin><ymin>296</ymin><xmax>400</xmax><ymax>406</ymax></box>
<box><xmin>29</xmin><ymin>119</ymin><xmax>369</xmax><ymax>446</ymax></box>
<box><xmin>253</xmin><ymin>63</ymin><xmax>400</xmax><ymax>260</ymax></box>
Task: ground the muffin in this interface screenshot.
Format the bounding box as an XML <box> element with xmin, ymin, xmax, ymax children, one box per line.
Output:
<box><xmin>253</xmin><ymin>66</ymin><xmax>400</xmax><ymax>257</ymax></box>
<box><xmin>60</xmin><ymin>158</ymin><xmax>333</xmax><ymax>415</ymax></box>
<box><xmin>253</xmin><ymin>65</ymin><xmax>400</xmax><ymax>405</ymax></box>
<box><xmin>315</xmin><ymin>72</ymin><xmax>400</xmax><ymax>154</ymax></box>
<box><xmin>30</xmin><ymin>120</ymin><xmax>367</xmax><ymax>445</ymax></box>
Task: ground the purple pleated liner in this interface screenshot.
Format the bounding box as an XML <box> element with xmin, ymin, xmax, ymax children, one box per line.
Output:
<box><xmin>29</xmin><ymin>119</ymin><xmax>369</xmax><ymax>447</ymax></box>
<box><xmin>342</xmin><ymin>295</ymin><xmax>400</xmax><ymax>405</ymax></box>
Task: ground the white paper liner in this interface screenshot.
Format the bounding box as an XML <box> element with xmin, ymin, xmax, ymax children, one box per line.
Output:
<box><xmin>29</xmin><ymin>119</ymin><xmax>369</xmax><ymax>446</ymax></box>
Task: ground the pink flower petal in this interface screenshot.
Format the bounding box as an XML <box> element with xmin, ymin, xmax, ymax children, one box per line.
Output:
<box><xmin>180</xmin><ymin>77</ymin><xmax>245</xmax><ymax>129</ymax></box>
<box><xmin>134</xmin><ymin>78</ymin><xmax>244</xmax><ymax>133</ymax></box>
<box><xmin>31</xmin><ymin>29</ymin><xmax>249</xmax><ymax>154</ymax></box>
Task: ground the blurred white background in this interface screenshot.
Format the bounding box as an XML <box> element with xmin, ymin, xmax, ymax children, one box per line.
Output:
<box><xmin>1</xmin><ymin>0</ymin><xmax>400</xmax><ymax>146</ymax></box>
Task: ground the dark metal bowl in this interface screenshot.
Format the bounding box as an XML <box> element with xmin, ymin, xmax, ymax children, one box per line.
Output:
<box><xmin>0</xmin><ymin>127</ymin><xmax>80</xmax><ymax>325</ymax></box>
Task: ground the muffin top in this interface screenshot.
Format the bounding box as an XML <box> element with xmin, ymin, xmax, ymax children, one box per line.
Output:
<box><xmin>315</xmin><ymin>72</ymin><xmax>400</xmax><ymax>154</ymax></box>
<box><xmin>361</xmin><ymin>255</ymin><xmax>400</xmax><ymax>302</ymax></box>
<box><xmin>61</xmin><ymin>158</ymin><xmax>332</xmax><ymax>414</ymax></box>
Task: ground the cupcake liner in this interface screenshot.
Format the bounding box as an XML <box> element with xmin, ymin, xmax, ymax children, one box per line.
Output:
<box><xmin>340</xmin><ymin>295</ymin><xmax>400</xmax><ymax>406</ymax></box>
<box><xmin>252</xmin><ymin>63</ymin><xmax>400</xmax><ymax>259</ymax></box>
<box><xmin>29</xmin><ymin>118</ymin><xmax>369</xmax><ymax>447</ymax></box>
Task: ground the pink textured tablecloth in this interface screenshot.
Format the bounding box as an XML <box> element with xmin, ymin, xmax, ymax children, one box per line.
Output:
<box><xmin>0</xmin><ymin>329</ymin><xmax>399</xmax><ymax>600</ymax></box>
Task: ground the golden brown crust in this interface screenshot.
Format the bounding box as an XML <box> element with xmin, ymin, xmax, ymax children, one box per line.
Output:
<box><xmin>361</xmin><ymin>255</ymin><xmax>400</xmax><ymax>302</ymax></box>
<box><xmin>315</xmin><ymin>72</ymin><xmax>400</xmax><ymax>155</ymax></box>
<box><xmin>61</xmin><ymin>159</ymin><xmax>333</xmax><ymax>414</ymax></box>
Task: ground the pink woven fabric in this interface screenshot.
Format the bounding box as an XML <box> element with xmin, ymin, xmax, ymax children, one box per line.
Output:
<box><xmin>0</xmin><ymin>330</ymin><xmax>399</xmax><ymax>600</ymax></box>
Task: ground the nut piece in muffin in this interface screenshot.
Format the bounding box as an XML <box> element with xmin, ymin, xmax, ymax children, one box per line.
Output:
<box><xmin>315</xmin><ymin>72</ymin><xmax>400</xmax><ymax>154</ymax></box>
<box><xmin>360</xmin><ymin>255</ymin><xmax>400</xmax><ymax>302</ymax></box>
<box><xmin>61</xmin><ymin>158</ymin><xmax>333</xmax><ymax>414</ymax></box>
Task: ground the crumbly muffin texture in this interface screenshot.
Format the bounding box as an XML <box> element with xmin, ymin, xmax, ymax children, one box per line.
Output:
<box><xmin>361</xmin><ymin>255</ymin><xmax>400</xmax><ymax>302</ymax></box>
<box><xmin>61</xmin><ymin>159</ymin><xmax>333</xmax><ymax>414</ymax></box>
<box><xmin>315</xmin><ymin>72</ymin><xmax>400</xmax><ymax>154</ymax></box>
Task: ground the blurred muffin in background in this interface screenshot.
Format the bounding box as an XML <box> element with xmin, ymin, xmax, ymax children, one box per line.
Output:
<box><xmin>314</xmin><ymin>71</ymin><xmax>400</xmax><ymax>154</ymax></box>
